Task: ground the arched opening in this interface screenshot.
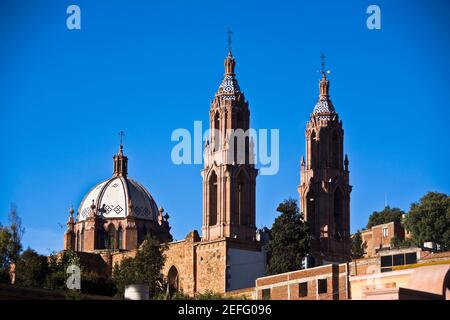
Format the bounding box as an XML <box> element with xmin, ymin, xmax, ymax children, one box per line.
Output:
<box><xmin>209</xmin><ymin>171</ymin><xmax>218</xmax><ymax>226</ymax></box>
<box><xmin>118</xmin><ymin>226</ymin><xmax>123</xmax><ymax>250</ymax></box>
<box><xmin>107</xmin><ymin>224</ymin><xmax>116</xmax><ymax>250</ymax></box>
<box><xmin>167</xmin><ymin>265</ymin><xmax>179</xmax><ymax>294</ymax></box>
<box><xmin>334</xmin><ymin>188</ymin><xmax>345</xmax><ymax>239</ymax></box>
<box><xmin>310</xmin><ymin>131</ymin><xmax>317</xmax><ymax>169</ymax></box>
<box><xmin>80</xmin><ymin>227</ymin><xmax>84</xmax><ymax>252</ymax></box>
<box><xmin>76</xmin><ymin>230</ymin><xmax>80</xmax><ymax>251</ymax></box>
<box><xmin>138</xmin><ymin>225</ymin><xmax>147</xmax><ymax>245</ymax></box>
<box><xmin>213</xmin><ymin>111</ymin><xmax>220</xmax><ymax>151</ymax></box>
<box><xmin>306</xmin><ymin>189</ymin><xmax>316</xmax><ymax>237</ymax></box>
<box><xmin>332</xmin><ymin>131</ymin><xmax>339</xmax><ymax>169</ymax></box>
<box><xmin>234</xmin><ymin>171</ymin><xmax>249</xmax><ymax>226</ymax></box>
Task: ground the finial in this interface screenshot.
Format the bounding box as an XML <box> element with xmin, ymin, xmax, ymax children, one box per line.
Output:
<box><xmin>319</xmin><ymin>52</ymin><xmax>331</xmax><ymax>78</ymax></box>
<box><xmin>69</xmin><ymin>205</ymin><xmax>74</xmax><ymax>216</ymax></box>
<box><xmin>301</xmin><ymin>155</ymin><xmax>305</xmax><ymax>167</ymax></box>
<box><xmin>118</xmin><ymin>131</ymin><xmax>125</xmax><ymax>154</ymax></box>
<box><xmin>318</xmin><ymin>53</ymin><xmax>331</xmax><ymax>97</ymax></box>
<box><xmin>344</xmin><ymin>154</ymin><xmax>349</xmax><ymax>171</ymax></box>
<box><xmin>227</xmin><ymin>29</ymin><xmax>233</xmax><ymax>54</ymax></box>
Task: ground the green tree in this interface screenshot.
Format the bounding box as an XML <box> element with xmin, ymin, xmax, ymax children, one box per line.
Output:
<box><xmin>112</xmin><ymin>236</ymin><xmax>166</xmax><ymax>298</ymax></box>
<box><xmin>45</xmin><ymin>250</ymin><xmax>81</xmax><ymax>290</ymax></box>
<box><xmin>8</xmin><ymin>204</ymin><xmax>24</xmax><ymax>263</ymax></box>
<box><xmin>404</xmin><ymin>192</ymin><xmax>450</xmax><ymax>250</ymax></box>
<box><xmin>0</xmin><ymin>225</ymin><xmax>13</xmax><ymax>283</ymax></box>
<box><xmin>15</xmin><ymin>249</ymin><xmax>50</xmax><ymax>287</ymax></box>
<box><xmin>351</xmin><ymin>230</ymin><xmax>365</xmax><ymax>259</ymax></box>
<box><xmin>367</xmin><ymin>206</ymin><xmax>405</xmax><ymax>229</ymax></box>
<box><xmin>390</xmin><ymin>235</ymin><xmax>413</xmax><ymax>249</ymax></box>
<box><xmin>266</xmin><ymin>198</ymin><xmax>310</xmax><ymax>275</ymax></box>
<box><xmin>0</xmin><ymin>224</ymin><xmax>13</xmax><ymax>270</ymax></box>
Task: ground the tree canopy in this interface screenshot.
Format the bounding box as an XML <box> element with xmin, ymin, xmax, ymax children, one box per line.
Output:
<box><xmin>351</xmin><ymin>230</ymin><xmax>365</xmax><ymax>259</ymax></box>
<box><xmin>266</xmin><ymin>198</ymin><xmax>310</xmax><ymax>275</ymax></box>
<box><xmin>404</xmin><ymin>192</ymin><xmax>450</xmax><ymax>250</ymax></box>
<box><xmin>366</xmin><ymin>206</ymin><xmax>405</xmax><ymax>229</ymax></box>
<box><xmin>15</xmin><ymin>249</ymin><xmax>49</xmax><ymax>287</ymax></box>
<box><xmin>112</xmin><ymin>236</ymin><xmax>166</xmax><ymax>298</ymax></box>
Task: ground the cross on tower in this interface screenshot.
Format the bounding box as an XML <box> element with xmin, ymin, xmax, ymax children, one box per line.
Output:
<box><xmin>227</xmin><ymin>29</ymin><xmax>233</xmax><ymax>53</ymax></box>
<box><xmin>320</xmin><ymin>52</ymin><xmax>330</xmax><ymax>76</ymax></box>
<box><xmin>320</xmin><ymin>52</ymin><xmax>326</xmax><ymax>73</ymax></box>
<box><xmin>118</xmin><ymin>130</ymin><xmax>125</xmax><ymax>146</ymax></box>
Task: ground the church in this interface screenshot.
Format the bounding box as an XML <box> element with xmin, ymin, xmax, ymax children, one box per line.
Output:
<box><xmin>62</xmin><ymin>48</ymin><xmax>352</xmax><ymax>295</ymax></box>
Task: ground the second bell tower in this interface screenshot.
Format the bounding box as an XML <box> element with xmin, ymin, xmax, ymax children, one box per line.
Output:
<box><xmin>298</xmin><ymin>69</ymin><xmax>352</xmax><ymax>265</ymax></box>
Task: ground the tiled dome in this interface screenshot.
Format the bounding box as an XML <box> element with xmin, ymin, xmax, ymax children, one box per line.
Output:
<box><xmin>77</xmin><ymin>176</ymin><xmax>159</xmax><ymax>222</ymax></box>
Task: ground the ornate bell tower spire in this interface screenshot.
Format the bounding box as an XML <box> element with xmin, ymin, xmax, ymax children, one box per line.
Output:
<box><xmin>113</xmin><ymin>131</ymin><xmax>128</xmax><ymax>177</ymax></box>
<box><xmin>298</xmin><ymin>57</ymin><xmax>352</xmax><ymax>265</ymax></box>
<box><xmin>201</xmin><ymin>42</ymin><xmax>258</xmax><ymax>242</ymax></box>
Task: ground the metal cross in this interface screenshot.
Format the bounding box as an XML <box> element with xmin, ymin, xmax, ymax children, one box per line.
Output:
<box><xmin>118</xmin><ymin>131</ymin><xmax>125</xmax><ymax>146</ymax></box>
<box><xmin>227</xmin><ymin>29</ymin><xmax>233</xmax><ymax>53</ymax></box>
<box><xmin>320</xmin><ymin>52</ymin><xmax>326</xmax><ymax>73</ymax></box>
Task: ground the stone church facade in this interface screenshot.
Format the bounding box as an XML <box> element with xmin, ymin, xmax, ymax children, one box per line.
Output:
<box><xmin>63</xmin><ymin>49</ymin><xmax>267</xmax><ymax>294</ymax></box>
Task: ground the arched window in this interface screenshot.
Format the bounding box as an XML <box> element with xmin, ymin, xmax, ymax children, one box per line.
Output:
<box><xmin>334</xmin><ymin>188</ymin><xmax>344</xmax><ymax>239</ymax></box>
<box><xmin>138</xmin><ymin>225</ymin><xmax>147</xmax><ymax>245</ymax></box>
<box><xmin>310</xmin><ymin>131</ymin><xmax>317</xmax><ymax>169</ymax></box>
<box><xmin>142</xmin><ymin>225</ymin><xmax>147</xmax><ymax>243</ymax></box>
<box><xmin>118</xmin><ymin>226</ymin><xmax>123</xmax><ymax>250</ymax></box>
<box><xmin>107</xmin><ymin>224</ymin><xmax>116</xmax><ymax>250</ymax></box>
<box><xmin>236</xmin><ymin>110</ymin><xmax>243</xmax><ymax>129</ymax></box>
<box><xmin>76</xmin><ymin>230</ymin><xmax>80</xmax><ymax>251</ymax></box>
<box><xmin>213</xmin><ymin>112</ymin><xmax>220</xmax><ymax>151</ymax></box>
<box><xmin>332</xmin><ymin>131</ymin><xmax>339</xmax><ymax>169</ymax></box>
<box><xmin>235</xmin><ymin>171</ymin><xmax>249</xmax><ymax>226</ymax></box>
<box><xmin>209</xmin><ymin>171</ymin><xmax>218</xmax><ymax>226</ymax></box>
<box><xmin>80</xmin><ymin>227</ymin><xmax>84</xmax><ymax>252</ymax></box>
<box><xmin>306</xmin><ymin>189</ymin><xmax>316</xmax><ymax>237</ymax></box>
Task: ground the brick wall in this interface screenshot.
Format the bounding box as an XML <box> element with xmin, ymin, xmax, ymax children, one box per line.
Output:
<box><xmin>255</xmin><ymin>264</ymin><xmax>349</xmax><ymax>300</ymax></box>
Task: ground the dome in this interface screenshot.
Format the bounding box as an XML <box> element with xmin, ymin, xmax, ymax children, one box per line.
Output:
<box><xmin>313</xmin><ymin>96</ymin><xmax>335</xmax><ymax>114</ymax></box>
<box><xmin>77</xmin><ymin>176</ymin><xmax>159</xmax><ymax>222</ymax></box>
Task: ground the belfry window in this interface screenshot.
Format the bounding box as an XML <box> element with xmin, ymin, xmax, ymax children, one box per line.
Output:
<box><xmin>309</xmin><ymin>131</ymin><xmax>317</xmax><ymax>169</ymax></box>
<box><xmin>334</xmin><ymin>188</ymin><xmax>344</xmax><ymax>239</ymax></box>
<box><xmin>213</xmin><ymin>112</ymin><xmax>220</xmax><ymax>151</ymax></box>
<box><xmin>235</xmin><ymin>171</ymin><xmax>249</xmax><ymax>226</ymax></box>
<box><xmin>306</xmin><ymin>189</ymin><xmax>316</xmax><ymax>236</ymax></box>
<box><xmin>332</xmin><ymin>131</ymin><xmax>339</xmax><ymax>169</ymax></box>
<box><xmin>209</xmin><ymin>171</ymin><xmax>218</xmax><ymax>226</ymax></box>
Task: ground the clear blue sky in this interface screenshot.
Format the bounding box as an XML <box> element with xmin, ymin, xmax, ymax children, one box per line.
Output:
<box><xmin>1</xmin><ymin>0</ymin><xmax>449</xmax><ymax>254</ymax></box>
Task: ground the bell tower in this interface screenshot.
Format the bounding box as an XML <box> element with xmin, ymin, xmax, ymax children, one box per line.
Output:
<box><xmin>201</xmin><ymin>49</ymin><xmax>258</xmax><ymax>242</ymax></box>
<box><xmin>298</xmin><ymin>64</ymin><xmax>352</xmax><ymax>265</ymax></box>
